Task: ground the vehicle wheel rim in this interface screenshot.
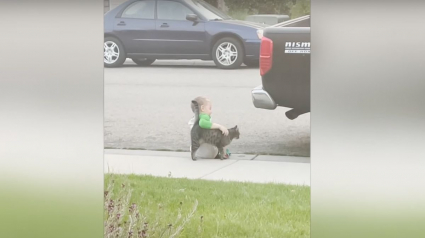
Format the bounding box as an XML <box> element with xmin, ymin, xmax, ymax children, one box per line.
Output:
<box><xmin>216</xmin><ymin>42</ymin><xmax>238</xmax><ymax>66</ymax></box>
<box><xmin>104</xmin><ymin>41</ymin><xmax>120</xmax><ymax>64</ymax></box>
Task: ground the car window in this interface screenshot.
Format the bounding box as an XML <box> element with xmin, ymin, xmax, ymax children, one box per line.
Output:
<box><xmin>157</xmin><ymin>1</ymin><xmax>194</xmax><ymax>21</ymax></box>
<box><xmin>121</xmin><ymin>1</ymin><xmax>155</xmax><ymax>19</ymax></box>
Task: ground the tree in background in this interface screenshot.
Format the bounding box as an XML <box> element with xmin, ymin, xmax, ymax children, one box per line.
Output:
<box><xmin>224</xmin><ymin>0</ymin><xmax>291</xmax><ymax>15</ymax></box>
<box><xmin>203</xmin><ymin>0</ymin><xmax>310</xmax><ymax>20</ymax></box>
<box><xmin>204</xmin><ymin>0</ymin><xmax>218</xmax><ymax>8</ymax></box>
<box><xmin>204</xmin><ymin>0</ymin><xmax>228</xmax><ymax>12</ymax></box>
<box><xmin>286</xmin><ymin>0</ymin><xmax>310</xmax><ymax>18</ymax></box>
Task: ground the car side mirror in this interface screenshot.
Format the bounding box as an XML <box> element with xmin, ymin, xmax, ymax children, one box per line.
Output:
<box><xmin>186</xmin><ymin>14</ymin><xmax>198</xmax><ymax>22</ymax></box>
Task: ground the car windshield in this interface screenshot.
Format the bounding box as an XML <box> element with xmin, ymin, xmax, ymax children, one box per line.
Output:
<box><xmin>185</xmin><ymin>0</ymin><xmax>232</xmax><ymax>20</ymax></box>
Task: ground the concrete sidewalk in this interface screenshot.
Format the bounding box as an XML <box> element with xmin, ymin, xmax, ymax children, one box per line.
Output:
<box><xmin>105</xmin><ymin>149</ymin><xmax>310</xmax><ymax>186</ymax></box>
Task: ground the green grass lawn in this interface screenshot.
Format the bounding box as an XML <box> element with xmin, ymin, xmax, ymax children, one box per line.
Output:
<box><xmin>104</xmin><ymin>174</ymin><xmax>310</xmax><ymax>238</ymax></box>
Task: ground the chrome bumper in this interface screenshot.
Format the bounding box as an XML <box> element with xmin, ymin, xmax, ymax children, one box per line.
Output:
<box><xmin>251</xmin><ymin>85</ymin><xmax>277</xmax><ymax>110</ymax></box>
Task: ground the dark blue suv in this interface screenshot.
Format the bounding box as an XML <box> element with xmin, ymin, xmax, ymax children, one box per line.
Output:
<box><xmin>104</xmin><ymin>0</ymin><xmax>267</xmax><ymax>69</ymax></box>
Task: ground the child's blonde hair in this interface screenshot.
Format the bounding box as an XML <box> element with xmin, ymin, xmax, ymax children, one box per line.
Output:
<box><xmin>191</xmin><ymin>96</ymin><xmax>209</xmax><ymax>113</ymax></box>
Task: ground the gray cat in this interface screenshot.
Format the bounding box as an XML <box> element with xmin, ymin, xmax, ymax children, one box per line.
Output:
<box><xmin>190</xmin><ymin>100</ymin><xmax>240</xmax><ymax>161</ymax></box>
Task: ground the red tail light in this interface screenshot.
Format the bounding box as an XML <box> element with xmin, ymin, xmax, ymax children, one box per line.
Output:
<box><xmin>260</xmin><ymin>36</ymin><xmax>273</xmax><ymax>76</ymax></box>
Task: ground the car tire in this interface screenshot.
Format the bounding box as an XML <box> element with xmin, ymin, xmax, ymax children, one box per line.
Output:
<box><xmin>212</xmin><ymin>37</ymin><xmax>244</xmax><ymax>69</ymax></box>
<box><xmin>104</xmin><ymin>37</ymin><xmax>126</xmax><ymax>68</ymax></box>
<box><xmin>244</xmin><ymin>59</ymin><xmax>259</xmax><ymax>68</ymax></box>
<box><xmin>132</xmin><ymin>58</ymin><xmax>156</xmax><ymax>66</ymax></box>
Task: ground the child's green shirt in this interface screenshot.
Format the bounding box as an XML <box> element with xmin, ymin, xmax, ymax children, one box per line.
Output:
<box><xmin>199</xmin><ymin>113</ymin><xmax>212</xmax><ymax>129</ymax></box>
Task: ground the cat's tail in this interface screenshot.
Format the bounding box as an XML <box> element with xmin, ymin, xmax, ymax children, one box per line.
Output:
<box><xmin>191</xmin><ymin>100</ymin><xmax>200</xmax><ymax>123</ymax></box>
<box><xmin>190</xmin><ymin>100</ymin><xmax>201</xmax><ymax>161</ymax></box>
<box><xmin>190</xmin><ymin>124</ymin><xmax>200</xmax><ymax>161</ymax></box>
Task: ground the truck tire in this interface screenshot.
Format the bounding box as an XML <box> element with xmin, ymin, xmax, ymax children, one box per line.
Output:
<box><xmin>212</xmin><ymin>37</ymin><xmax>244</xmax><ymax>69</ymax></box>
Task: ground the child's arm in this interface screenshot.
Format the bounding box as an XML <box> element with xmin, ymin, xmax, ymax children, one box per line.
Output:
<box><xmin>199</xmin><ymin>114</ymin><xmax>229</xmax><ymax>135</ymax></box>
<box><xmin>211</xmin><ymin>123</ymin><xmax>229</xmax><ymax>136</ymax></box>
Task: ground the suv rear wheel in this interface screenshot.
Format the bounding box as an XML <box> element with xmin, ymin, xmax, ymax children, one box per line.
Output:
<box><xmin>104</xmin><ymin>37</ymin><xmax>126</xmax><ymax>68</ymax></box>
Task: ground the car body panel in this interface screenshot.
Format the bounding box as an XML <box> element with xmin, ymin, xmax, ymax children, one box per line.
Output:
<box><xmin>244</xmin><ymin>39</ymin><xmax>262</xmax><ymax>58</ymax></box>
<box><xmin>113</xmin><ymin>18</ymin><xmax>157</xmax><ymax>54</ymax></box>
<box><xmin>104</xmin><ymin>0</ymin><xmax>267</xmax><ymax>60</ymax></box>
<box><xmin>153</xmin><ymin>20</ymin><xmax>208</xmax><ymax>55</ymax></box>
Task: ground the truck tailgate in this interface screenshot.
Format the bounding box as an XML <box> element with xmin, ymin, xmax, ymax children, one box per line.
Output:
<box><xmin>262</xmin><ymin>27</ymin><xmax>310</xmax><ymax>111</ymax></box>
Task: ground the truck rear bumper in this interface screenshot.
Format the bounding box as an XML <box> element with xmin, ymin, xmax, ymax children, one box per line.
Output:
<box><xmin>251</xmin><ymin>85</ymin><xmax>277</xmax><ymax>110</ymax></box>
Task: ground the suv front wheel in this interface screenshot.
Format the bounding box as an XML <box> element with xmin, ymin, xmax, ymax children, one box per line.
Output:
<box><xmin>212</xmin><ymin>37</ymin><xmax>244</xmax><ymax>69</ymax></box>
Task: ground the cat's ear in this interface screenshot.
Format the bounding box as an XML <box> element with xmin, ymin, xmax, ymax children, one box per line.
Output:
<box><xmin>235</xmin><ymin>125</ymin><xmax>238</xmax><ymax>130</ymax></box>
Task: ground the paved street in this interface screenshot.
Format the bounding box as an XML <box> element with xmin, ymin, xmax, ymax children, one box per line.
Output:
<box><xmin>105</xmin><ymin>59</ymin><xmax>310</xmax><ymax>157</ymax></box>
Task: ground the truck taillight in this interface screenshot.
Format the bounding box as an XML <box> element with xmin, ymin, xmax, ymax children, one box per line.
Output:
<box><xmin>260</xmin><ymin>36</ymin><xmax>273</xmax><ymax>76</ymax></box>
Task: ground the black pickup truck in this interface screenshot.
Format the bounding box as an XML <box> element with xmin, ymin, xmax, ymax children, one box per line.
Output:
<box><xmin>251</xmin><ymin>15</ymin><xmax>310</xmax><ymax>120</ymax></box>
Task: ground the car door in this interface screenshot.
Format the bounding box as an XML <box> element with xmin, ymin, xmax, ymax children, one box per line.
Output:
<box><xmin>113</xmin><ymin>0</ymin><xmax>156</xmax><ymax>54</ymax></box>
<box><xmin>154</xmin><ymin>0</ymin><xmax>208</xmax><ymax>57</ymax></box>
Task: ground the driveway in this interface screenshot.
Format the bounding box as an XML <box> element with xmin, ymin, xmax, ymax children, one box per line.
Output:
<box><xmin>105</xmin><ymin>60</ymin><xmax>310</xmax><ymax>157</ymax></box>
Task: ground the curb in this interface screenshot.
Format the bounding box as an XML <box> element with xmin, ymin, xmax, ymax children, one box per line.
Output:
<box><xmin>104</xmin><ymin>149</ymin><xmax>310</xmax><ymax>164</ymax></box>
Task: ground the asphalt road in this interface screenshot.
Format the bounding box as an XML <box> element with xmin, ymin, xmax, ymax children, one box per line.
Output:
<box><xmin>105</xmin><ymin>60</ymin><xmax>310</xmax><ymax>157</ymax></box>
